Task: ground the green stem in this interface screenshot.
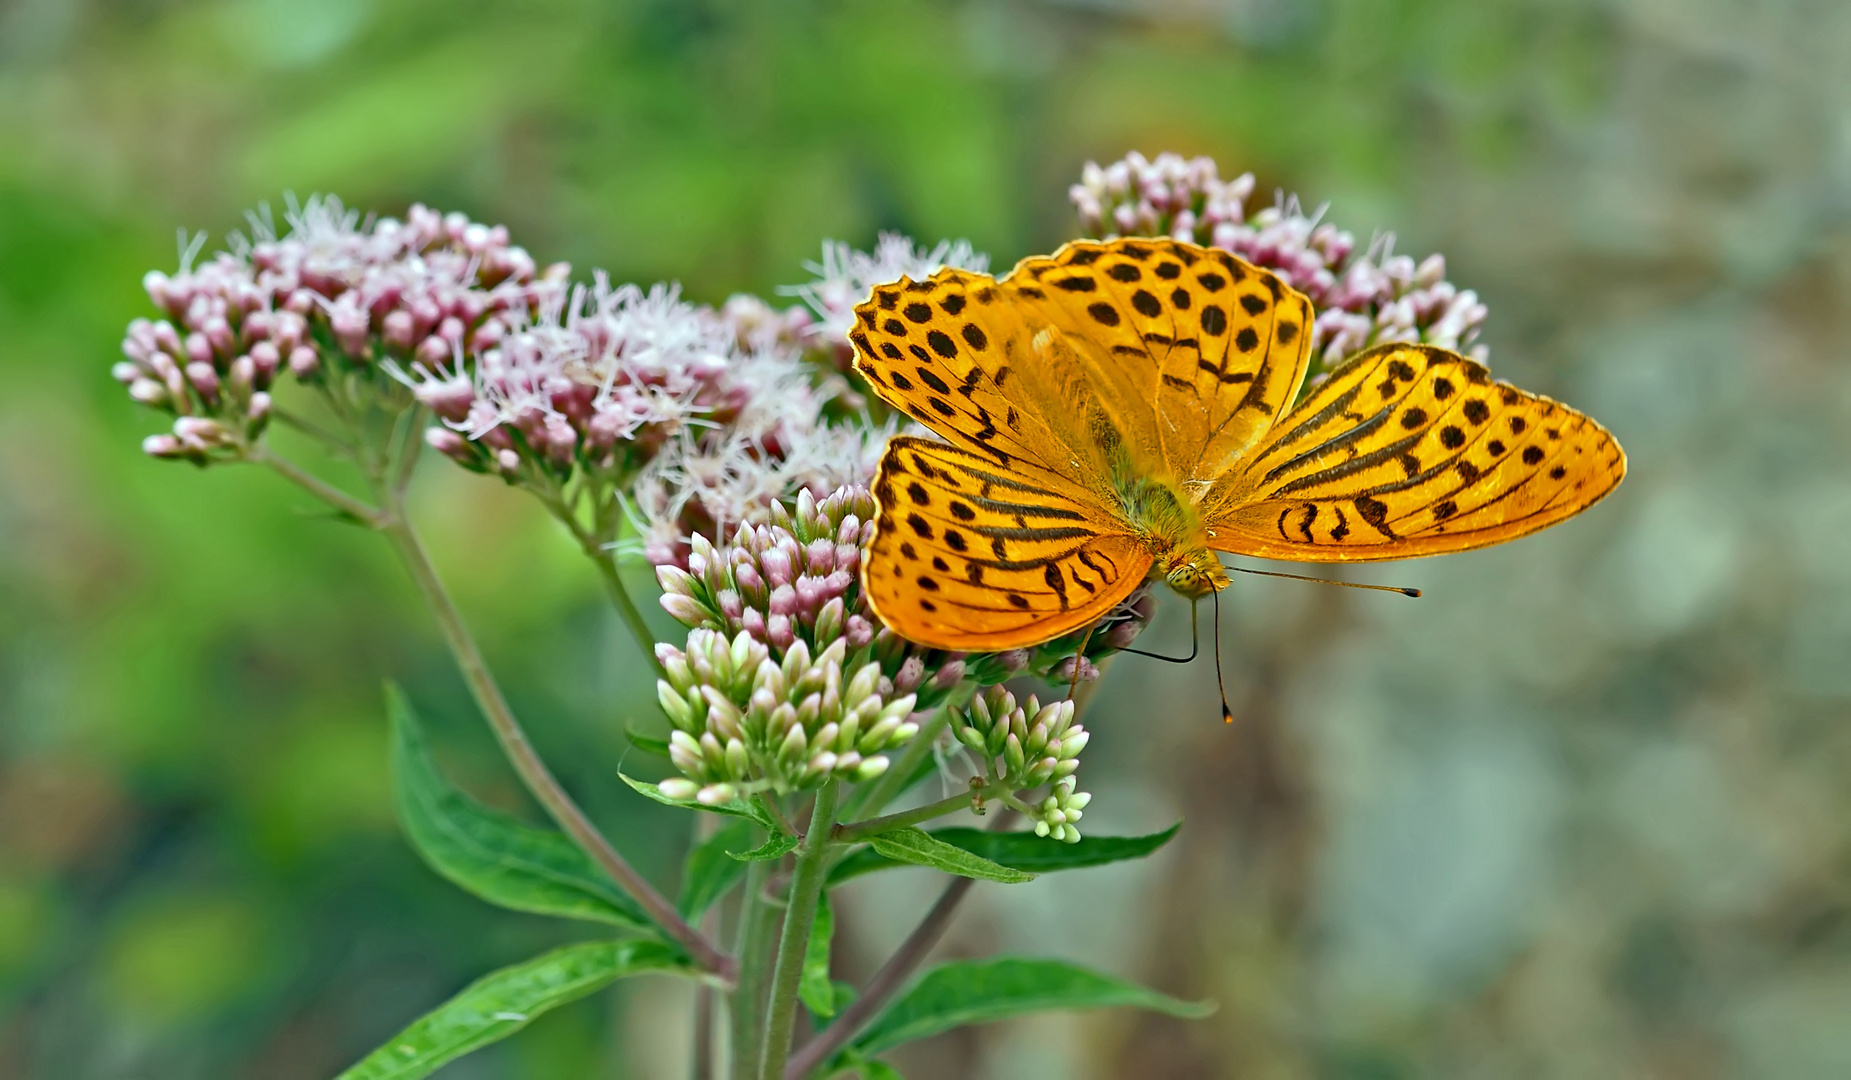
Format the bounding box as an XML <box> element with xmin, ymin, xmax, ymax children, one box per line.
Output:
<box><xmin>839</xmin><ymin>689</ymin><xmax>966</xmax><ymax>823</ymax></box>
<box><xmin>251</xmin><ymin>447</ymin><xmax>385</xmax><ymax>526</ymax></box>
<box><xmin>374</xmin><ymin>502</ymin><xmax>734</xmax><ymax>978</ymax></box>
<box><xmin>731</xmin><ymin>857</ymin><xmax>780</xmax><ymax>1080</ymax></box>
<box><xmin>830</xmin><ymin>789</ymin><xmax>976</xmax><ymax>844</ymax></box>
<box><xmin>542</xmin><ymin>495</ymin><xmax>662</xmax><ymax>673</ymax></box>
<box><xmin>758</xmin><ymin>782</ymin><xmax>840</xmax><ymax>1080</ymax></box>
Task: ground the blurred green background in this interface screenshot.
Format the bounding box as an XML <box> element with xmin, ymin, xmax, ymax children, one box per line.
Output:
<box><xmin>3</xmin><ymin>0</ymin><xmax>1848</xmax><ymax>1076</ymax></box>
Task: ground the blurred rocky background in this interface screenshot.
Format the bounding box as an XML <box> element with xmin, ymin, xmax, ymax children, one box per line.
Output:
<box><xmin>1</xmin><ymin>0</ymin><xmax>1846</xmax><ymax>1076</ymax></box>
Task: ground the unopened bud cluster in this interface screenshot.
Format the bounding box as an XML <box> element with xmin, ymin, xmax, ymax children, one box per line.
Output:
<box><xmin>654</xmin><ymin>630</ymin><xmax>919</xmax><ymax>804</ymax></box>
<box><xmin>1071</xmin><ymin>151</ymin><xmax>1488</xmax><ymax>374</ymax></box>
<box><xmin>953</xmin><ymin>687</ymin><xmax>1092</xmax><ymax>843</ymax></box>
<box><xmin>656</xmin><ymin>486</ymin><xmax>972</xmax><ymax>711</ymax></box>
<box><xmin>657</xmin><ymin>487</ymin><xmax>1158</xmax><ymax>707</ymax></box>
<box><xmin>119</xmin><ymin>196</ymin><xmax>558</xmax><ymax>463</ymax></box>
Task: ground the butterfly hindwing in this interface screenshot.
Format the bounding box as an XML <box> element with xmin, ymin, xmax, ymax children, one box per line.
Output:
<box><xmin>1201</xmin><ymin>344</ymin><xmax>1626</xmax><ymax>561</ymax></box>
<box><xmin>863</xmin><ymin>437</ymin><xmax>1152</xmax><ymax>651</ymax></box>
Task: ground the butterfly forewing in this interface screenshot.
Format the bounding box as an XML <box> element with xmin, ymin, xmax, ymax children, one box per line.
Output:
<box><xmin>1007</xmin><ymin>239</ymin><xmax>1314</xmax><ymax>483</ymax></box>
<box><xmin>1202</xmin><ymin>344</ymin><xmax>1626</xmax><ymax>561</ymax></box>
<box><xmin>863</xmin><ymin>438</ymin><xmax>1153</xmax><ymax>650</ymax></box>
<box><xmin>850</xmin><ymin>271</ymin><xmax>1106</xmax><ymax>487</ymax></box>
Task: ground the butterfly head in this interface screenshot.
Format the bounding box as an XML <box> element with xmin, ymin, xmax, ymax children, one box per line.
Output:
<box><xmin>1159</xmin><ymin>546</ymin><xmax>1230</xmax><ymax>600</ymax></box>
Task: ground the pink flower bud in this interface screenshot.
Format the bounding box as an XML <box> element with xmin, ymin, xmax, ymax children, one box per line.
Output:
<box><xmin>805</xmin><ymin>538</ymin><xmax>836</xmax><ymax>574</ymax></box>
<box><xmin>767</xmin><ymin>614</ymin><xmax>795</xmax><ymax>652</ymax></box>
<box><xmin>768</xmin><ymin>584</ymin><xmax>797</xmax><ymax>618</ymax></box>
<box><xmin>415</xmin><ymin>335</ymin><xmax>450</xmax><ymax>366</ymax></box>
<box><xmin>143</xmin><ymin>271</ymin><xmax>171</xmax><ymax>310</ymax></box>
<box><xmin>761</xmin><ymin>547</ymin><xmax>794</xmax><ymax>588</ymax></box>
<box><xmin>382</xmin><ymin>310</ymin><xmax>416</xmax><ymax>351</ymax></box>
<box><xmin>248</xmin><ymin>341</ymin><xmax>279</xmax><ymax>385</ymax></box>
<box><xmin>129</xmin><ymin>378</ymin><xmax>168</xmax><ymax>406</ymax></box>
<box><xmin>288</xmin><ymin>346</ymin><xmax>320</xmax><ymax>378</ymax></box>
<box><xmin>154</xmin><ymin>322</ymin><xmax>183</xmax><ymax>357</ymax></box>
<box><xmin>204</xmin><ymin>316</ymin><xmax>234</xmax><ymax>356</ymax></box>
<box><xmin>248</xmin><ymin>392</ymin><xmax>272</xmax><ymax>424</ymax></box>
<box><xmin>495</xmin><ymin>448</ymin><xmax>521</xmax><ymax>474</ymax></box>
<box><xmin>424</xmin><ymin>427</ymin><xmax>470</xmax><ymax>460</ymax></box>
<box><xmin>141</xmin><ymin>433</ymin><xmax>185</xmax><ymax>458</ymax></box>
<box><xmin>185</xmin><ymin>362</ymin><xmax>220</xmax><ymax>402</ymax></box>
<box><xmin>185</xmin><ymin>332</ymin><xmax>213</xmax><ymax>366</ymax></box>
<box><xmin>228</xmin><ymin>355</ymin><xmax>255</xmax><ymax>394</ymax></box>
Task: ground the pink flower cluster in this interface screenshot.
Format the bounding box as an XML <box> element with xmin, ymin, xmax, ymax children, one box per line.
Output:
<box><xmin>1071</xmin><ymin>151</ymin><xmax>1489</xmax><ymax>372</ymax></box>
<box><xmin>116</xmin><ymin>196</ymin><xmax>559</xmax><ymax>461</ymax></box>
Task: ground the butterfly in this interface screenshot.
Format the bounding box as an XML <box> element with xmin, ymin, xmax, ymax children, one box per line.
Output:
<box><xmin>848</xmin><ymin>237</ymin><xmax>1625</xmax><ymax>652</ymax></box>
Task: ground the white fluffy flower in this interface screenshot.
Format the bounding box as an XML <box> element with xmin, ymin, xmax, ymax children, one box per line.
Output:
<box><xmin>790</xmin><ymin>233</ymin><xmax>989</xmax><ymax>346</ymax></box>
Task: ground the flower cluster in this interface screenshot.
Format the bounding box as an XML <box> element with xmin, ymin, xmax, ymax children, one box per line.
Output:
<box><xmin>656</xmin><ymin>488</ymin><xmax>1158</xmax><ymax>707</ymax></box>
<box><xmin>1070</xmin><ymin>151</ymin><xmax>1488</xmax><ymax>373</ymax></box>
<box><xmin>655</xmin><ymin>487</ymin><xmax>969</xmax><ymax>710</ymax></box>
<box><xmin>116</xmin><ymin>197</ymin><xmax>558</xmax><ymax>462</ymax></box>
<box><xmin>952</xmin><ymin>686</ymin><xmax>1092</xmax><ymax>843</ymax></box>
<box><xmin>788</xmin><ymin>233</ymin><xmax>989</xmax><ymax>364</ymax></box>
<box><xmin>654</xmin><ymin>630</ymin><xmax>918</xmax><ymax>804</ymax></box>
<box><xmin>398</xmin><ymin>267</ymin><xmax>884</xmax><ymax>565</ymax></box>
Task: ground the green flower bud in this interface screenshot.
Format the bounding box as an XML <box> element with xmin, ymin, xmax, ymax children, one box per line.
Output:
<box><xmin>658</xmin><ymin>778</ymin><xmax>699</xmax><ymax>800</ymax></box>
<box><xmin>778</xmin><ymin>724</ymin><xmax>808</xmax><ymax>766</ymax></box>
<box><xmin>854</xmin><ymin>756</ymin><xmax>890</xmax><ymax>782</ymax></box>
<box><xmin>696</xmin><ymin>783</ymin><xmax>738</xmax><ymax>806</ymax></box>
<box><xmin>657</xmin><ymin>681</ymin><xmax>696</xmax><ymax>730</ymax></box>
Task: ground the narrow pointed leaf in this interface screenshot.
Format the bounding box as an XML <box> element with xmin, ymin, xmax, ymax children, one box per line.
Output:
<box><xmin>389</xmin><ymin>687</ymin><xmax>652</xmax><ymax>931</ymax></box>
<box><xmin>800</xmin><ymin>894</ymin><xmax>836</xmax><ymax>1018</ymax></box>
<box><xmin>829</xmin><ymin>824</ymin><xmax>1179</xmax><ymax>885</ymax></box>
<box><xmin>676</xmin><ymin>819</ymin><xmax>754</xmax><ymax>919</ymax></box>
<box><xmin>337</xmin><ymin>939</ymin><xmax>693</xmax><ymax>1080</ymax></box>
<box><xmin>850</xmin><ymin>958</ymin><xmax>1213</xmax><ymax>1059</ymax></box>
<box><xmin>864</xmin><ymin>828</ymin><xmax>1034</xmax><ymax>883</ymax></box>
<box><xmin>730</xmin><ymin>830</ymin><xmax>800</xmax><ymax>862</ymax></box>
<box><xmin>625</xmin><ymin>727</ymin><xmax>671</xmax><ymax>758</ymax></box>
<box><xmin>619</xmin><ymin>773</ymin><xmax>773</xmax><ymax>827</ymax></box>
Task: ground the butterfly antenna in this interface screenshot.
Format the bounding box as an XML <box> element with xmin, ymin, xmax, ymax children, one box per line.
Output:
<box><xmin>1118</xmin><ymin>600</ymin><xmax>1200</xmax><ymax>664</ymax></box>
<box><xmin>1215</xmin><ymin>590</ymin><xmax>1235</xmax><ymax>724</ymax></box>
<box><xmin>1226</xmin><ymin>564</ymin><xmax>1421</xmax><ymax>597</ymax></box>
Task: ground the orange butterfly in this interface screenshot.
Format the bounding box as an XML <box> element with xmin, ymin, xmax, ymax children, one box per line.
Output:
<box><xmin>848</xmin><ymin>237</ymin><xmax>1625</xmax><ymax>652</ymax></box>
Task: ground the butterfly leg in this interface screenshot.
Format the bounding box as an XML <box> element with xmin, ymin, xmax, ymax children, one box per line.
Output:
<box><xmin>1065</xmin><ymin>622</ymin><xmax>1098</xmax><ymax>703</ymax></box>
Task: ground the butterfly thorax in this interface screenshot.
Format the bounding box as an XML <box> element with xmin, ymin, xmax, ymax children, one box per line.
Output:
<box><xmin>1115</xmin><ymin>472</ymin><xmax>1231</xmax><ymax>600</ymax></box>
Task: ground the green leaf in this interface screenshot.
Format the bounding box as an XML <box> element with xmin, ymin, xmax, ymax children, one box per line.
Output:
<box><xmin>863</xmin><ymin>828</ymin><xmax>1034</xmax><ymax>884</ymax></box>
<box><xmin>850</xmin><ymin>958</ymin><xmax>1214</xmax><ymax>1059</ymax></box>
<box><xmin>337</xmin><ymin>939</ymin><xmax>693</xmax><ymax>1080</ymax></box>
<box><xmin>389</xmin><ymin>687</ymin><xmax>653</xmax><ymax>931</ymax></box>
<box><xmin>829</xmin><ymin>824</ymin><xmax>1179</xmax><ymax>886</ymax></box>
<box><xmin>619</xmin><ymin>773</ymin><xmax>773</xmax><ymax>827</ymax></box>
<box><xmin>800</xmin><ymin>893</ymin><xmax>835</xmax><ymax>1018</ymax></box>
<box><xmin>624</xmin><ymin>727</ymin><xmax>671</xmax><ymax>758</ymax></box>
<box><xmin>729</xmin><ymin>830</ymin><xmax>800</xmax><ymax>862</ymax></box>
<box><xmin>676</xmin><ymin>819</ymin><xmax>754</xmax><ymax>920</ymax></box>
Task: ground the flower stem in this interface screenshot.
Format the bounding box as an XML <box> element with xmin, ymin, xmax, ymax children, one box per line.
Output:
<box><xmin>251</xmin><ymin>447</ymin><xmax>385</xmax><ymax>527</ymax></box>
<box><xmin>731</xmin><ymin>856</ymin><xmax>780</xmax><ymax>1080</ymax></box>
<box><xmin>838</xmin><ymin>688</ymin><xmax>967</xmax><ymax>823</ymax></box>
<box><xmin>830</xmin><ymin>789</ymin><xmax>976</xmax><ymax>844</ymax></box>
<box><xmin>374</xmin><ymin>505</ymin><xmax>734</xmax><ymax>977</ymax></box>
<box><xmin>758</xmin><ymin>782</ymin><xmax>840</xmax><ymax>1080</ymax></box>
<box><xmin>783</xmin><ymin>809</ymin><xmax>1016</xmax><ymax>1080</ymax></box>
<box><xmin>543</xmin><ymin>497</ymin><xmax>662</xmax><ymax>673</ymax></box>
